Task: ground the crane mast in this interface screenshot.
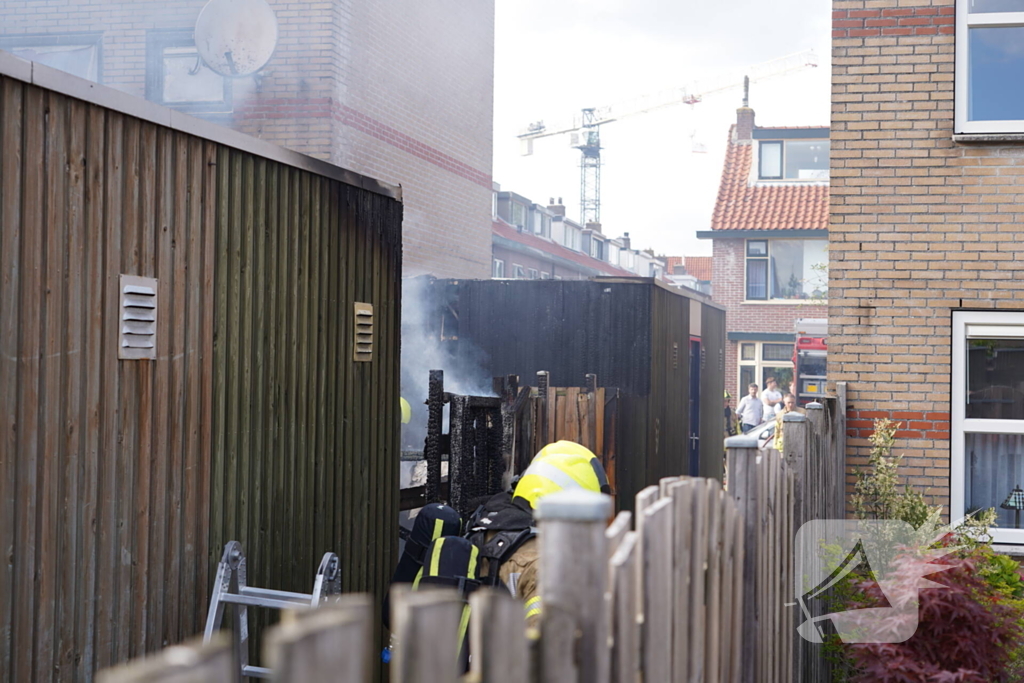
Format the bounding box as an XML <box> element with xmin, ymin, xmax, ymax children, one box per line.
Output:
<box><xmin>518</xmin><ymin>50</ymin><xmax>819</xmax><ymax>225</ymax></box>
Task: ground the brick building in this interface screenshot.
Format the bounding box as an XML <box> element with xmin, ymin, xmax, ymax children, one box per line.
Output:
<box><xmin>0</xmin><ymin>0</ymin><xmax>494</xmax><ymax>278</ymax></box>
<box><xmin>698</xmin><ymin>108</ymin><xmax>829</xmax><ymax>402</ymax></box>
<box><xmin>491</xmin><ymin>189</ymin><xmax>667</xmax><ymax>280</ymax></box>
<box><xmin>830</xmin><ymin>0</ymin><xmax>1024</xmax><ymax>539</ymax></box>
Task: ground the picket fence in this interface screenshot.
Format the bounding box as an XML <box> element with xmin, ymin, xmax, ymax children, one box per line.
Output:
<box><xmin>97</xmin><ymin>388</ymin><xmax>847</xmax><ymax>683</ymax></box>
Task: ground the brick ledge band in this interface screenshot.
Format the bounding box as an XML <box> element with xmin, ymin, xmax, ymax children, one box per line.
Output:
<box><xmin>236</xmin><ymin>97</ymin><xmax>493</xmax><ymax>190</ymax></box>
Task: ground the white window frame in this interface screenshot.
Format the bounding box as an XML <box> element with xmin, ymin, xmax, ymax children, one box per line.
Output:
<box><xmin>527</xmin><ymin>268</ymin><xmax>539</xmax><ymax>280</ymax></box>
<box><xmin>755</xmin><ymin>138</ymin><xmax>830</xmax><ymax>181</ymax></box>
<box><xmin>951</xmin><ymin>310</ymin><xmax>1024</xmax><ymax>544</ymax></box>
<box><xmin>955</xmin><ymin>4</ymin><xmax>1024</xmax><ymax>134</ymax></box>
<box><xmin>743</xmin><ymin>238</ymin><xmax>829</xmax><ymax>303</ymax></box>
<box><xmin>492</xmin><ymin>258</ymin><xmax>505</xmax><ymax>278</ymax></box>
<box><xmin>737</xmin><ymin>341</ymin><xmax>795</xmax><ymax>398</ymax></box>
<box><xmin>512</xmin><ymin>263</ymin><xmax>525</xmax><ymax>279</ymax></box>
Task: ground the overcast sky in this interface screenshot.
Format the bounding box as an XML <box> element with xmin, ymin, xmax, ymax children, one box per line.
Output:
<box><xmin>492</xmin><ymin>0</ymin><xmax>832</xmax><ymax>257</ymax></box>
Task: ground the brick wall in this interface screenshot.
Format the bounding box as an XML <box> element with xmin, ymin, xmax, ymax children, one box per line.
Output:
<box><xmin>0</xmin><ymin>0</ymin><xmax>494</xmax><ymax>278</ymax></box>
<box><xmin>830</xmin><ymin>0</ymin><xmax>1023</xmax><ymax>507</ymax></box>
<box><xmin>712</xmin><ymin>237</ymin><xmax>826</xmax><ymax>395</ymax></box>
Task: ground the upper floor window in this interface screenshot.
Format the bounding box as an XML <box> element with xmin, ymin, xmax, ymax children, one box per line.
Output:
<box><xmin>527</xmin><ymin>268</ymin><xmax>539</xmax><ymax>280</ymax></box>
<box><xmin>512</xmin><ymin>264</ymin><xmax>525</xmax><ymax>279</ymax></box>
<box><xmin>0</xmin><ymin>33</ymin><xmax>102</xmax><ymax>82</ymax></box>
<box><xmin>745</xmin><ymin>239</ymin><xmax>828</xmax><ymax>301</ymax></box>
<box><xmin>146</xmin><ymin>31</ymin><xmax>231</xmax><ymax>113</ymax></box>
<box><xmin>758</xmin><ymin>139</ymin><xmax>829</xmax><ymax>180</ymax></box>
<box><xmin>511</xmin><ymin>202</ymin><xmax>526</xmax><ymax>229</ymax></box>
<box><xmin>492</xmin><ymin>259</ymin><xmax>505</xmax><ymax>278</ymax></box>
<box><xmin>956</xmin><ymin>0</ymin><xmax>1024</xmax><ymax>134</ymax></box>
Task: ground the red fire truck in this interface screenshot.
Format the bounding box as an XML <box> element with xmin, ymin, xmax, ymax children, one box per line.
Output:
<box><xmin>794</xmin><ymin>318</ymin><xmax>827</xmax><ymax>406</ymax></box>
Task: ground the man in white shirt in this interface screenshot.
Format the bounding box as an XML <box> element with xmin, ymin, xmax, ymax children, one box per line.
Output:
<box><xmin>762</xmin><ymin>377</ymin><xmax>783</xmax><ymax>413</ymax></box>
<box><xmin>736</xmin><ymin>383</ymin><xmax>764</xmax><ymax>433</ymax></box>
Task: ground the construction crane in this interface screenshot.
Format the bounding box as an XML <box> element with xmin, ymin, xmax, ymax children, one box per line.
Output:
<box><xmin>518</xmin><ymin>50</ymin><xmax>819</xmax><ymax>225</ymax></box>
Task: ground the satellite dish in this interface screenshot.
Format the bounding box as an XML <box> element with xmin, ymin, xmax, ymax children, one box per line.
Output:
<box><xmin>194</xmin><ymin>0</ymin><xmax>279</xmax><ymax>78</ymax></box>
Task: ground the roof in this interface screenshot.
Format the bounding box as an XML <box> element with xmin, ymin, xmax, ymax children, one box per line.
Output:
<box><xmin>492</xmin><ymin>219</ymin><xmax>635</xmax><ymax>277</ymax></box>
<box><xmin>710</xmin><ymin>125</ymin><xmax>829</xmax><ymax>233</ymax></box>
<box><xmin>664</xmin><ymin>256</ymin><xmax>712</xmax><ymax>282</ymax></box>
<box><xmin>683</xmin><ymin>256</ymin><xmax>713</xmax><ymax>282</ymax></box>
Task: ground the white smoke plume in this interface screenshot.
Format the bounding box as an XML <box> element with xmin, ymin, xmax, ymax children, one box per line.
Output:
<box><xmin>400</xmin><ymin>276</ymin><xmax>495</xmax><ymax>453</ymax></box>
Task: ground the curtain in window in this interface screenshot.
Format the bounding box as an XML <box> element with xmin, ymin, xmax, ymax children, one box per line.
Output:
<box><xmin>746</xmin><ymin>260</ymin><xmax>768</xmax><ymax>299</ymax></box>
<box><xmin>966</xmin><ymin>433</ymin><xmax>1024</xmax><ymax>529</ymax></box>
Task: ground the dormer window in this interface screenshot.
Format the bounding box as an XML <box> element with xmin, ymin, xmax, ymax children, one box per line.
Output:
<box><xmin>757</xmin><ymin>138</ymin><xmax>830</xmax><ymax>181</ymax></box>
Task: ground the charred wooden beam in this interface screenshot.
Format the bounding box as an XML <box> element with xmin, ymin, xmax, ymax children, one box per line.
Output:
<box><xmin>424</xmin><ymin>370</ymin><xmax>445</xmax><ymax>503</ymax></box>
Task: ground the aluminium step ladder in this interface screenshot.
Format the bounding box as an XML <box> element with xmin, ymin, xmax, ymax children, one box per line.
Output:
<box><xmin>203</xmin><ymin>540</ymin><xmax>342</xmax><ymax>681</ymax></box>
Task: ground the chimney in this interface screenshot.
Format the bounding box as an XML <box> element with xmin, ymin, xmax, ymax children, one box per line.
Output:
<box><xmin>736</xmin><ymin>105</ymin><xmax>755</xmax><ymax>143</ymax></box>
<box><xmin>621</xmin><ymin>232</ymin><xmax>631</xmax><ymax>250</ymax></box>
<box><xmin>585</xmin><ymin>221</ymin><xmax>602</xmax><ymax>233</ymax></box>
<box><xmin>548</xmin><ymin>197</ymin><xmax>566</xmax><ymax>217</ymax></box>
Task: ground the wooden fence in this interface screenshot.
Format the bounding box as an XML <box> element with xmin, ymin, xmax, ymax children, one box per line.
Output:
<box><xmin>726</xmin><ymin>386</ymin><xmax>848</xmax><ymax>683</ymax></box>
<box><xmin>99</xmin><ymin>389</ymin><xmax>847</xmax><ymax>683</ymax></box>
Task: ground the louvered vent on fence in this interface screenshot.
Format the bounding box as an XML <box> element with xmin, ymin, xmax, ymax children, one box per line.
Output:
<box><xmin>119</xmin><ymin>275</ymin><xmax>158</xmax><ymax>360</ymax></box>
<box><xmin>354</xmin><ymin>302</ymin><xmax>373</xmax><ymax>362</ymax></box>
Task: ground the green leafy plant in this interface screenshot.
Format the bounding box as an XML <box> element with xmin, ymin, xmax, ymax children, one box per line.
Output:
<box><xmin>851</xmin><ymin>419</ymin><xmax>940</xmax><ymax>531</ymax></box>
<box><xmin>824</xmin><ymin>419</ymin><xmax>1024</xmax><ymax>682</ymax></box>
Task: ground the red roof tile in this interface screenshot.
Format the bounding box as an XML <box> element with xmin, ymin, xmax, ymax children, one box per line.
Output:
<box><xmin>492</xmin><ymin>220</ymin><xmax>635</xmax><ymax>277</ymax></box>
<box><xmin>683</xmin><ymin>256</ymin><xmax>713</xmax><ymax>282</ymax></box>
<box><xmin>710</xmin><ymin>126</ymin><xmax>829</xmax><ymax>232</ymax></box>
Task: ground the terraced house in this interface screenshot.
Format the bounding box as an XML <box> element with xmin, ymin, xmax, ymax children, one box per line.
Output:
<box><xmin>699</xmin><ymin>105</ymin><xmax>830</xmax><ymax>404</ymax></box>
<box><xmin>831</xmin><ymin>0</ymin><xmax>1024</xmax><ymax>544</ymax></box>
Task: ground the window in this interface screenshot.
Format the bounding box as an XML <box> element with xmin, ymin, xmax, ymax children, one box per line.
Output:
<box><xmin>0</xmin><ymin>33</ymin><xmax>103</xmax><ymax>82</ymax></box>
<box><xmin>147</xmin><ymin>31</ymin><xmax>231</xmax><ymax>113</ymax></box>
<box><xmin>540</xmin><ymin>272</ymin><xmax>551</xmax><ymax>280</ymax></box>
<box><xmin>952</xmin><ymin>310</ymin><xmax>1024</xmax><ymax>544</ymax></box>
<box><xmin>956</xmin><ymin>1</ymin><xmax>1024</xmax><ymax>133</ymax></box>
<box><xmin>745</xmin><ymin>239</ymin><xmax>828</xmax><ymax>301</ymax></box>
<box><xmin>492</xmin><ymin>259</ymin><xmax>505</xmax><ymax>278</ymax></box>
<box><xmin>512</xmin><ymin>264</ymin><xmax>525</xmax><ymax>279</ymax></box>
<box><xmin>591</xmin><ymin>239</ymin><xmax>605</xmax><ymax>261</ymax></box>
<box><xmin>738</xmin><ymin>342</ymin><xmax>795</xmax><ymax>398</ymax></box>
<box><xmin>757</xmin><ymin>139</ymin><xmax>829</xmax><ymax>180</ymax></box>
<box><xmin>564</xmin><ymin>227</ymin><xmax>580</xmax><ymax>251</ymax></box>
<box><xmin>527</xmin><ymin>268</ymin><xmax>539</xmax><ymax>280</ymax></box>
<box><xmin>532</xmin><ymin>213</ymin><xmax>550</xmax><ymax>238</ymax></box>
<box><xmin>511</xmin><ymin>203</ymin><xmax>526</xmax><ymax>229</ymax></box>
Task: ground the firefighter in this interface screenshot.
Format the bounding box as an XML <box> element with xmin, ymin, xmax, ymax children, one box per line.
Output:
<box><xmin>464</xmin><ymin>440</ymin><xmax>610</xmax><ymax>627</ymax></box>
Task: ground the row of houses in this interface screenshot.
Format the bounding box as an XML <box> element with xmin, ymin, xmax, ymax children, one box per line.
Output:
<box><xmin>491</xmin><ymin>189</ymin><xmax>669</xmax><ymax>280</ymax></box>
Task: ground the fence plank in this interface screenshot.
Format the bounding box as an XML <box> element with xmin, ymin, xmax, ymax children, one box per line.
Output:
<box><xmin>704</xmin><ymin>481</ymin><xmax>723</xmax><ymax>683</ymax></box>
<box><xmin>609</xmin><ymin>531</ymin><xmax>639</xmax><ymax>683</ymax></box>
<box><xmin>96</xmin><ymin>635</ymin><xmax>232</xmax><ymax>683</ymax></box>
<box><xmin>265</xmin><ymin>596</ymin><xmax>373</xmax><ymax>683</ymax></box>
<box><xmin>391</xmin><ymin>587</ymin><xmax>463</xmax><ymax>683</ymax></box>
<box><xmin>667</xmin><ymin>480</ymin><xmax>693</xmax><ymax>683</ymax></box>
<box><xmin>605</xmin><ymin>511</ymin><xmax>633</xmax><ymax>562</ymax></box>
<box><xmin>641</xmin><ymin>497</ymin><xmax>673</xmax><ymax>683</ymax></box>
<box><xmin>469</xmin><ymin>589</ymin><xmax>529</xmax><ymax>683</ymax></box>
<box><xmin>689</xmin><ymin>481</ymin><xmax>709</xmax><ymax>683</ymax></box>
<box><xmin>537</xmin><ymin>490</ymin><xmax>612</xmax><ymax>683</ymax></box>
<box><xmin>719</xmin><ymin>499</ymin><xmax>734</xmax><ymax>683</ymax></box>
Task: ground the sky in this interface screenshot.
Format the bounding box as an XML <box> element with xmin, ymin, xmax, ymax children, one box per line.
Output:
<box><xmin>492</xmin><ymin>0</ymin><xmax>832</xmax><ymax>258</ymax></box>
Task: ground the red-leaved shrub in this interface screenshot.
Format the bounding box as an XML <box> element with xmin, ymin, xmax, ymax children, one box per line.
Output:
<box><xmin>845</xmin><ymin>552</ymin><xmax>1024</xmax><ymax>683</ymax></box>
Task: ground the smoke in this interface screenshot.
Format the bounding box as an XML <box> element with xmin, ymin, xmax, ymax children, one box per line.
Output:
<box><xmin>400</xmin><ymin>276</ymin><xmax>495</xmax><ymax>452</ymax></box>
